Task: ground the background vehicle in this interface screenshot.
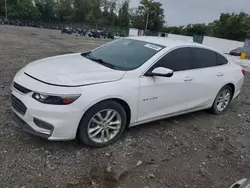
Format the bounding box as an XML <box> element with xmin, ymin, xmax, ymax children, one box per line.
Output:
<box><xmin>61</xmin><ymin>27</ymin><xmax>73</xmax><ymax>35</ymax></box>
<box><xmin>60</xmin><ymin>27</ymin><xmax>115</xmax><ymax>39</ymax></box>
<box><xmin>76</xmin><ymin>28</ymin><xmax>86</xmax><ymax>36</ymax></box>
<box><xmin>11</xmin><ymin>37</ymin><xmax>245</xmax><ymax>147</ymax></box>
<box><xmin>97</xmin><ymin>30</ymin><xmax>106</xmax><ymax>38</ymax></box>
<box><xmin>87</xmin><ymin>29</ymin><xmax>101</xmax><ymax>38</ymax></box>
<box><xmin>229</xmin><ymin>47</ymin><xmax>244</xmax><ymax>56</ymax></box>
<box><xmin>107</xmin><ymin>32</ymin><xmax>115</xmax><ymax>39</ymax></box>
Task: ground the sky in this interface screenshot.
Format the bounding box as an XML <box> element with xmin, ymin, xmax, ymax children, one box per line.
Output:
<box><xmin>129</xmin><ymin>0</ymin><xmax>250</xmax><ymax>26</ymax></box>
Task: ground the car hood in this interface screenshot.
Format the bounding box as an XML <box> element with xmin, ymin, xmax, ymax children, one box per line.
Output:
<box><xmin>23</xmin><ymin>53</ymin><xmax>126</xmax><ymax>86</ymax></box>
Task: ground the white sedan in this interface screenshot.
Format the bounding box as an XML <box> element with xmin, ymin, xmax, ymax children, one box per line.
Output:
<box><xmin>11</xmin><ymin>37</ymin><xmax>245</xmax><ymax>147</ymax></box>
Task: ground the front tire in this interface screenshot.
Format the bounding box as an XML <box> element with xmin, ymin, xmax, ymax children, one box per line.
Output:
<box><xmin>78</xmin><ymin>101</ymin><xmax>127</xmax><ymax>147</ymax></box>
<box><xmin>210</xmin><ymin>85</ymin><xmax>233</xmax><ymax>114</ymax></box>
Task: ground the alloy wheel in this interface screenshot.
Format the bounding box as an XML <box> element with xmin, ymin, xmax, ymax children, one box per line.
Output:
<box><xmin>87</xmin><ymin>109</ymin><xmax>122</xmax><ymax>143</ymax></box>
<box><xmin>216</xmin><ymin>89</ymin><xmax>231</xmax><ymax>112</ymax></box>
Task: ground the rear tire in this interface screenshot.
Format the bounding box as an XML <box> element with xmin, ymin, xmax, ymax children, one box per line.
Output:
<box><xmin>78</xmin><ymin>100</ymin><xmax>127</xmax><ymax>147</ymax></box>
<box><xmin>210</xmin><ymin>85</ymin><xmax>233</xmax><ymax>114</ymax></box>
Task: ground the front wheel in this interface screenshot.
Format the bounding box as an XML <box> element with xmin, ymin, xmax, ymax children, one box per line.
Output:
<box><xmin>210</xmin><ymin>85</ymin><xmax>233</xmax><ymax>114</ymax></box>
<box><xmin>78</xmin><ymin>101</ymin><xmax>127</xmax><ymax>147</ymax></box>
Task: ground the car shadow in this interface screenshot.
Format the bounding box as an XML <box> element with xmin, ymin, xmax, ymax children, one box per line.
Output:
<box><xmin>17</xmin><ymin>104</ymin><xmax>235</xmax><ymax>151</ymax></box>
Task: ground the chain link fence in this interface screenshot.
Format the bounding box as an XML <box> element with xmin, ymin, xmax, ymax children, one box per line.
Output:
<box><xmin>1</xmin><ymin>20</ymin><xmax>129</xmax><ymax>36</ymax></box>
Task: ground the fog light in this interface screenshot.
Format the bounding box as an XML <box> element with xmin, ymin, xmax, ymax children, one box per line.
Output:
<box><xmin>34</xmin><ymin>118</ymin><xmax>54</xmax><ymax>133</ymax></box>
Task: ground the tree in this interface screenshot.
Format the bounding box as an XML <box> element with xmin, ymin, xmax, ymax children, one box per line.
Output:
<box><xmin>2</xmin><ymin>0</ymin><xmax>249</xmax><ymax>42</ymax></box>
<box><xmin>72</xmin><ymin>0</ymin><xmax>89</xmax><ymax>22</ymax></box>
<box><xmin>99</xmin><ymin>0</ymin><xmax>118</xmax><ymax>26</ymax></box>
<box><xmin>7</xmin><ymin>0</ymin><xmax>40</xmax><ymax>20</ymax></box>
<box><xmin>161</xmin><ymin>12</ymin><xmax>250</xmax><ymax>41</ymax></box>
<box><xmin>35</xmin><ymin>0</ymin><xmax>56</xmax><ymax>21</ymax></box>
<box><xmin>0</xmin><ymin>0</ymin><xmax>5</xmax><ymax>17</ymax></box>
<box><xmin>55</xmin><ymin>0</ymin><xmax>73</xmax><ymax>21</ymax></box>
<box><xmin>182</xmin><ymin>24</ymin><xmax>208</xmax><ymax>36</ymax></box>
<box><xmin>0</xmin><ymin>0</ymin><xmax>128</xmax><ymax>28</ymax></box>
<box><xmin>72</xmin><ymin>0</ymin><xmax>118</xmax><ymax>25</ymax></box>
<box><xmin>130</xmin><ymin>0</ymin><xmax>165</xmax><ymax>31</ymax></box>
<box><xmin>211</xmin><ymin>12</ymin><xmax>250</xmax><ymax>41</ymax></box>
<box><xmin>85</xmin><ymin>0</ymin><xmax>102</xmax><ymax>23</ymax></box>
<box><xmin>160</xmin><ymin>26</ymin><xmax>184</xmax><ymax>34</ymax></box>
<box><xmin>118</xmin><ymin>0</ymin><xmax>129</xmax><ymax>28</ymax></box>
<box><xmin>108</xmin><ymin>0</ymin><xmax>118</xmax><ymax>25</ymax></box>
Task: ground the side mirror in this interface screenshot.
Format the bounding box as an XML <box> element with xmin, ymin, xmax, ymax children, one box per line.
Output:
<box><xmin>145</xmin><ymin>67</ymin><xmax>174</xmax><ymax>77</ymax></box>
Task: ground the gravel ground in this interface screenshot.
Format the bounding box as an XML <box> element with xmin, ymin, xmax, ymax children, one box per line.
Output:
<box><xmin>1</xmin><ymin>25</ymin><xmax>250</xmax><ymax>188</ymax></box>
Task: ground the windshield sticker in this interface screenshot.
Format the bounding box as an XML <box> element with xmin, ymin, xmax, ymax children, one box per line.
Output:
<box><xmin>144</xmin><ymin>44</ymin><xmax>162</xmax><ymax>51</ymax></box>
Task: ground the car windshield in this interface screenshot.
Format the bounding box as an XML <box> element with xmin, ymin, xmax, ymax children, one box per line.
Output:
<box><xmin>83</xmin><ymin>38</ymin><xmax>165</xmax><ymax>71</ymax></box>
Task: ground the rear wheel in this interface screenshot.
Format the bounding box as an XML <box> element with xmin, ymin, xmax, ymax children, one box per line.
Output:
<box><xmin>78</xmin><ymin>101</ymin><xmax>127</xmax><ymax>147</ymax></box>
<box><xmin>210</xmin><ymin>85</ymin><xmax>233</xmax><ymax>114</ymax></box>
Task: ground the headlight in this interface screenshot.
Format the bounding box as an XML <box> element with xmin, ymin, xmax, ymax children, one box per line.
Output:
<box><xmin>32</xmin><ymin>92</ymin><xmax>80</xmax><ymax>105</ymax></box>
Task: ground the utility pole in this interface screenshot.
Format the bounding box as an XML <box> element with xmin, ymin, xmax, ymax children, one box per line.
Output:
<box><xmin>5</xmin><ymin>0</ymin><xmax>8</xmax><ymax>20</ymax></box>
<box><xmin>145</xmin><ymin>12</ymin><xmax>149</xmax><ymax>32</ymax></box>
<box><xmin>142</xmin><ymin>5</ymin><xmax>149</xmax><ymax>35</ymax></box>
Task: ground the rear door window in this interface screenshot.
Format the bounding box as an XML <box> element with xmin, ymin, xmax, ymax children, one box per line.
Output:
<box><xmin>190</xmin><ymin>48</ymin><xmax>217</xmax><ymax>69</ymax></box>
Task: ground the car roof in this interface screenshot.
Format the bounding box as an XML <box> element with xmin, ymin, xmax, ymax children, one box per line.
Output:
<box><xmin>127</xmin><ymin>36</ymin><xmax>226</xmax><ymax>55</ymax></box>
<box><xmin>127</xmin><ymin>36</ymin><xmax>205</xmax><ymax>48</ymax></box>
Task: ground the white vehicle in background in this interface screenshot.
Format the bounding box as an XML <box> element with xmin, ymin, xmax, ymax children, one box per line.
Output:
<box><xmin>11</xmin><ymin>37</ymin><xmax>245</xmax><ymax>147</ymax></box>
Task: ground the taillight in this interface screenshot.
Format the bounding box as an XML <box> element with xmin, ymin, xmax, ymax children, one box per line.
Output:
<box><xmin>242</xmin><ymin>69</ymin><xmax>246</xmax><ymax>76</ymax></box>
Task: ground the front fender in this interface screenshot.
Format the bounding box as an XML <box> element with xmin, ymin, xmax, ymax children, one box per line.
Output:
<box><xmin>76</xmin><ymin>79</ymin><xmax>140</xmax><ymax>125</ymax></box>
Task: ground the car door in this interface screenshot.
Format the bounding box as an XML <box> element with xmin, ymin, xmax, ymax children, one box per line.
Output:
<box><xmin>138</xmin><ymin>47</ymin><xmax>194</xmax><ymax>122</ymax></box>
<box><xmin>182</xmin><ymin>47</ymin><xmax>227</xmax><ymax>110</ymax></box>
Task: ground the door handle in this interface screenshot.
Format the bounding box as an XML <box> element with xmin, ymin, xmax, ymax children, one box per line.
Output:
<box><xmin>184</xmin><ymin>77</ymin><xmax>193</xmax><ymax>81</ymax></box>
<box><xmin>217</xmin><ymin>72</ymin><xmax>224</xmax><ymax>77</ymax></box>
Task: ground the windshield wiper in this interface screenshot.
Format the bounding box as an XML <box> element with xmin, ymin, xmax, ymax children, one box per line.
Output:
<box><xmin>81</xmin><ymin>52</ymin><xmax>116</xmax><ymax>69</ymax></box>
<box><xmin>88</xmin><ymin>56</ymin><xmax>116</xmax><ymax>69</ymax></box>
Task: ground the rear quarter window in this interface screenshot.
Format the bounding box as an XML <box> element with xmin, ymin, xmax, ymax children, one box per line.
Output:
<box><xmin>217</xmin><ymin>54</ymin><xmax>228</xmax><ymax>65</ymax></box>
<box><xmin>190</xmin><ymin>48</ymin><xmax>217</xmax><ymax>69</ymax></box>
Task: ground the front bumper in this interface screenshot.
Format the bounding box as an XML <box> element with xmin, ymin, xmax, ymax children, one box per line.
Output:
<box><xmin>12</xmin><ymin>113</ymin><xmax>51</xmax><ymax>139</ymax></box>
<box><xmin>11</xmin><ymin>89</ymin><xmax>85</xmax><ymax>140</ymax></box>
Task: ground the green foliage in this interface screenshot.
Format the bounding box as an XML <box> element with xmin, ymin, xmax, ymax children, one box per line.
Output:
<box><xmin>0</xmin><ymin>0</ymin><xmax>5</xmax><ymax>17</ymax></box>
<box><xmin>183</xmin><ymin>24</ymin><xmax>208</xmax><ymax>36</ymax></box>
<box><xmin>5</xmin><ymin>0</ymin><xmax>40</xmax><ymax>20</ymax></box>
<box><xmin>161</xmin><ymin>12</ymin><xmax>250</xmax><ymax>41</ymax></box>
<box><xmin>1</xmin><ymin>0</ymin><xmax>249</xmax><ymax>41</ymax></box>
<box><xmin>130</xmin><ymin>0</ymin><xmax>165</xmax><ymax>32</ymax></box>
<box><xmin>35</xmin><ymin>0</ymin><xmax>55</xmax><ymax>21</ymax></box>
<box><xmin>160</xmin><ymin>26</ymin><xmax>184</xmax><ymax>35</ymax></box>
<box><xmin>118</xmin><ymin>0</ymin><xmax>129</xmax><ymax>28</ymax></box>
<box><xmin>0</xmin><ymin>0</ymin><xmax>129</xmax><ymax>28</ymax></box>
<box><xmin>212</xmin><ymin>12</ymin><xmax>250</xmax><ymax>41</ymax></box>
<box><xmin>55</xmin><ymin>0</ymin><xmax>73</xmax><ymax>21</ymax></box>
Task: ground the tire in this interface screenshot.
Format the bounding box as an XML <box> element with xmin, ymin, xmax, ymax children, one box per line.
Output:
<box><xmin>78</xmin><ymin>100</ymin><xmax>127</xmax><ymax>147</ymax></box>
<box><xmin>210</xmin><ymin>85</ymin><xmax>233</xmax><ymax>114</ymax></box>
